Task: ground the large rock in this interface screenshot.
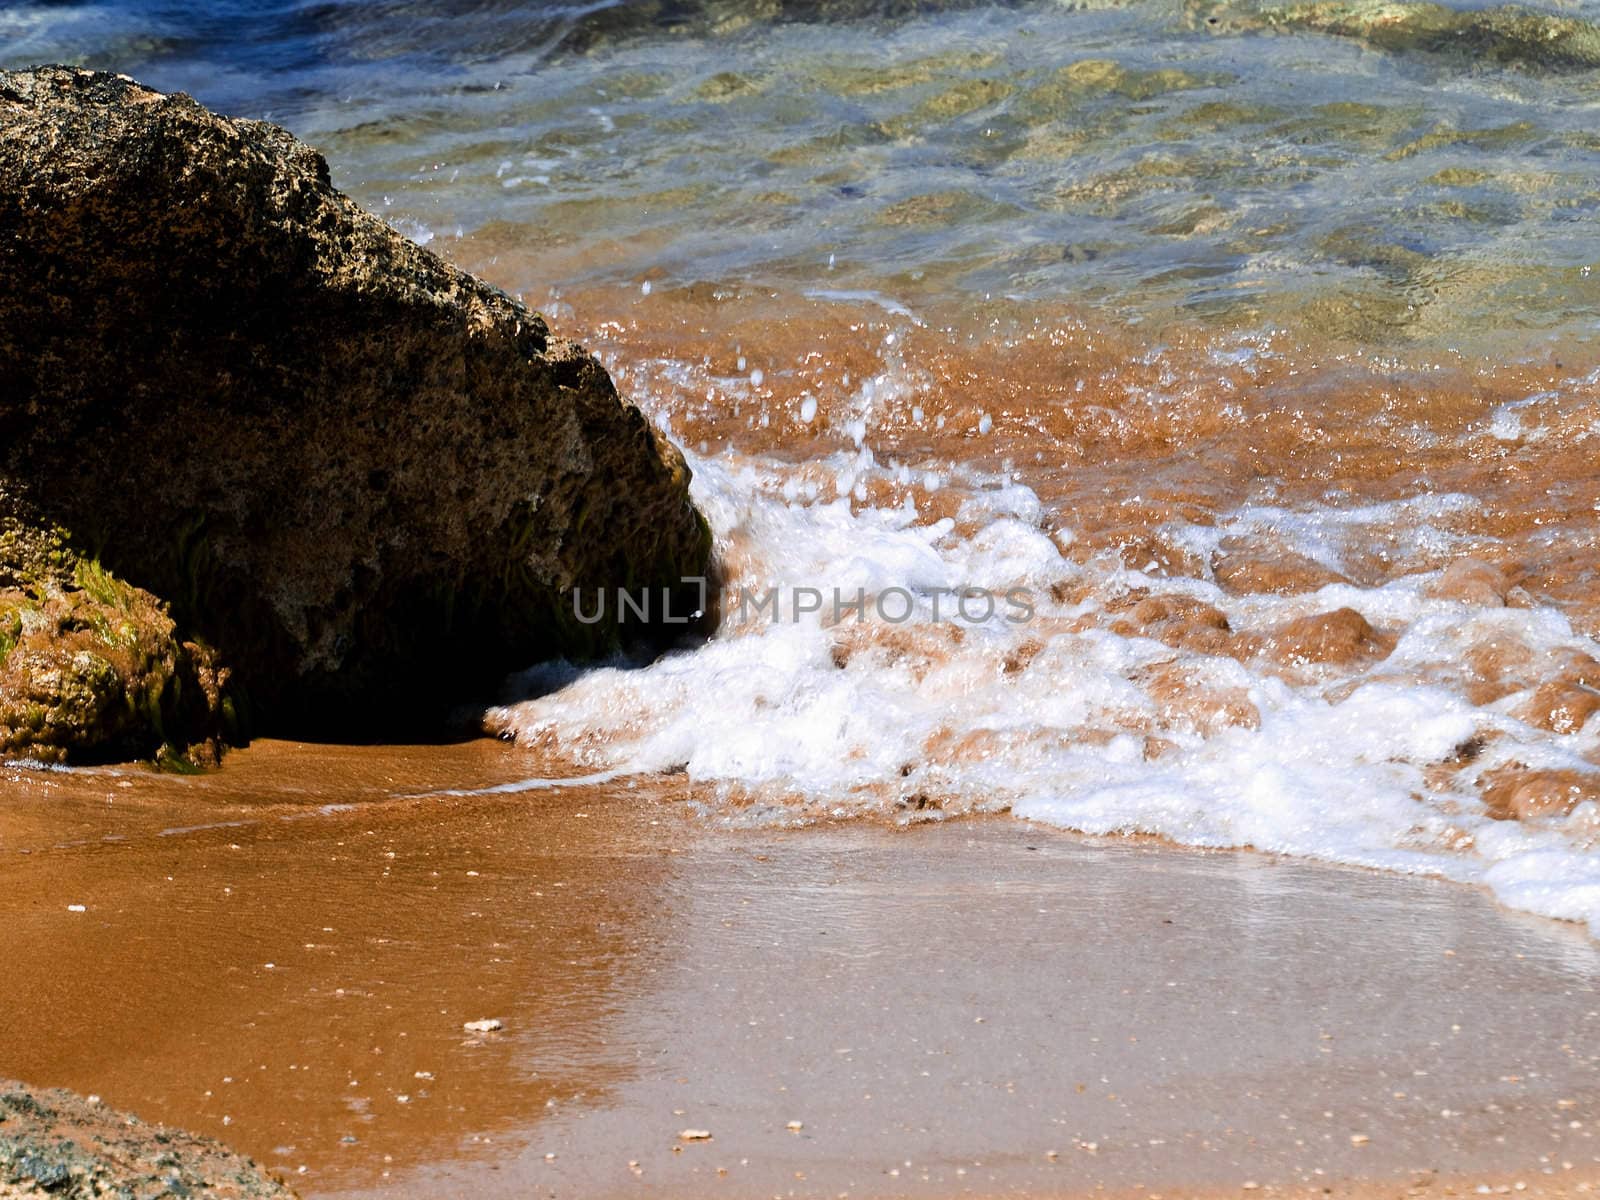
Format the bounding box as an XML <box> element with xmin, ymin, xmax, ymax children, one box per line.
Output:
<box><xmin>0</xmin><ymin>1079</ymin><xmax>297</xmax><ymax>1199</ymax></box>
<box><xmin>0</xmin><ymin>67</ymin><xmax>710</xmax><ymax>751</ymax></box>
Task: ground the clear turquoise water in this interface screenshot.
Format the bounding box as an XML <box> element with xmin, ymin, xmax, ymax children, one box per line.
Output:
<box><xmin>8</xmin><ymin>0</ymin><xmax>1600</xmax><ymax>345</ymax></box>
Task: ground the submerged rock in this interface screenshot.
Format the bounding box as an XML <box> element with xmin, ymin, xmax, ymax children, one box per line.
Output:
<box><xmin>0</xmin><ymin>1079</ymin><xmax>297</xmax><ymax>1199</ymax></box>
<box><xmin>1188</xmin><ymin>0</ymin><xmax>1600</xmax><ymax>70</ymax></box>
<box><xmin>0</xmin><ymin>67</ymin><xmax>710</xmax><ymax>750</ymax></box>
<box><xmin>394</xmin><ymin>0</ymin><xmax>1028</xmax><ymax>56</ymax></box>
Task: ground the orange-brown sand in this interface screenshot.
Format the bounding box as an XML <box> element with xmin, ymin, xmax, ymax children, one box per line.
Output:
<box><xmin>3</xmin><ymin>739</ymin><xmax>1599</xmax><ymax>1199</ymax></box>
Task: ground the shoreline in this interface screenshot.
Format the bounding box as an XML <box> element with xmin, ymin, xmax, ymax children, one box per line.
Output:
<box><xmin>7</xmin><ymin>11</ymin><xmax>1600</xmax><ymax>1199</ymax></box>
<box><xmin>4</xmin><ymin>740</ymin><xmax>1598</xmax><ymax>1198</ymax></box>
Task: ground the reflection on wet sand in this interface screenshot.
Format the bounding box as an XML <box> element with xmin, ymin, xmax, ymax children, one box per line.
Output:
<box><xmin>0</xmin><ymin>740</ymin><xmax>687</xmax><ymax>1190</ymax></box>
<box><xmin>4</xmin><ymin>740</ymin><xmax>1600</xmax><ymax>1198</ymax></box>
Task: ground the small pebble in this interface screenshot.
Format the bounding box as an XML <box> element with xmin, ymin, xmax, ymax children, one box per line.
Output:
<box><xmin>463</xmin><ymin>1018</ymin><xmax>503</xmax><ymax>1033</ymax></box>
<box><xmin>679</xmin><ymin>1129</ymin><xmax>712</xmax><ymax>1142</ymax></box>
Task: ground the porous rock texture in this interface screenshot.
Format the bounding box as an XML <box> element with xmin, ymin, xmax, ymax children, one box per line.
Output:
<box><xmin>0</xmin><ymin>67</ymin><xmax>710</xmax><ymax>755</ymax></box>
<box><xmin>0</xmin><ymin>1079</ymin><xmax>298</xmax><ymax>1200</ymax></box>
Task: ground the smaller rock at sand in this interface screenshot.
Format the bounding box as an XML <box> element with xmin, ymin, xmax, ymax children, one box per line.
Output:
<box><xmin>678</xmin><ymin>1129</ymin><xmax>713</xmax><ymax>1142</ymax></box>
<box><xmin>0</xmin><ymin>1078</ymin><xmax>295</xmax><ymax>1199</ymax></box>
<box><xmin>463</xmin><ymin>1018</ymin><xmax>503</xmax><ymax>1034</ymax></box>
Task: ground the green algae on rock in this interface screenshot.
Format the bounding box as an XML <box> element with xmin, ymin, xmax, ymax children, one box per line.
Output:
<box><xmin>0</xmin><ymin>67</ymin><xmax>711</xmax><ymax>747</ymax></box>
<box><xmin>0</xmin><ymin>1079</ymin><xmax>297</xmax><ymax>1200</ymax></box>
<box><xmin>0</xmin><ymin>487</ymin><xmax>230</xmax><ymax>766</ymax></box>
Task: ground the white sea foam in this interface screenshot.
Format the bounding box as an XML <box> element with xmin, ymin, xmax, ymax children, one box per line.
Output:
<box><xmin>491</xmin><ymin>425</ymin><xmax>1600</xmax><ymax>936</ymax></box>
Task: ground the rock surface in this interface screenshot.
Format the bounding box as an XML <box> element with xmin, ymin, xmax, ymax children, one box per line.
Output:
<box><xmin>0</xmin><ymin>1079</ymin><xmax>297</xmax><ymax>1199</ymax></box>
<box><xmin>0</xmin><ymin>67</ymin><xmax>710</xmax><ymax>748</ymax></box>
<box><xmin>1188</xmin><ymin>0</ymin><xmax>1600</xmax><ymax>68</ymax></box>
<box><xmin>0</xmin><ymin>484</ymin><xmax>230</xmax><ymax>765</ymax></box>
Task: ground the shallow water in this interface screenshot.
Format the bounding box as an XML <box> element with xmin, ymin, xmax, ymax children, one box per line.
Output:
<box><xmin>11</xmin><ymin>0</ymin><xmax>1600</xmax><ymax>344</ymax></box>
<box><xmin>11</xmin><ymin>1</ymin><xmax>1600</xmax><ymax>935</ymax></box>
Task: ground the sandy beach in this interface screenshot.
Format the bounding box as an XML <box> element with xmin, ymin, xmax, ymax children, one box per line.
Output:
<box><xmin>2</xmin><ymin>741</ymin><xmax>1597</xmax><ymax>1199</ymax></box>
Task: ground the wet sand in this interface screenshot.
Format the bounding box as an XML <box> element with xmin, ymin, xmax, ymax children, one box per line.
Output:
<box><xmin>2</xmin><ymin>740</ymin><xmax>1599</xmax><ymax>1199</ymax></box>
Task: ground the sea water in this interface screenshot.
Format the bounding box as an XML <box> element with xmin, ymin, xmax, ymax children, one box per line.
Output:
<box><xmin>12</xmin><ymin>0</ymin><xmax>1600</xmax><ymax>933</ymax></box>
